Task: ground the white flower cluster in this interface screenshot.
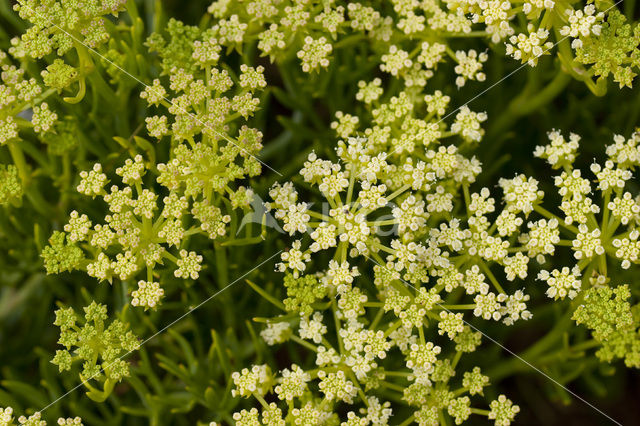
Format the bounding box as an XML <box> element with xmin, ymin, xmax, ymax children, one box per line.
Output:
<box><xmin>0</xmin><ymin>407</ymin><xmax>83</xmax><ymax>426</ymax></box>
<box><xmin>131</xmin><ymin>280</ymin><xmax>164</xmax><ymax>309</ymax></box>
<box><xmin>47</xmin><ymin>150</ymin><xmax>250</xmax><ymax>310</ymax></box>
<box><xmin>505</xmin><ymin>24</ymin><xmax>554</xmax><ymax>66</ymax></box>
<box><xmin>233</xmin><ymin>126</ymin><xmax>640</xmax><ymax>423</ymax></box>
<box><xmin>560</xmin><ymin>5</ymin><xmax>604</xmax><ymax>49</ymax></box>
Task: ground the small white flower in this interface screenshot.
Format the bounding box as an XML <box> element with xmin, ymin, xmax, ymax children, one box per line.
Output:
<box><xmin>299</xmin><ymin>312</ymin><xmax>326</xmax><ymax>343</ymax></box>
<box><xmin>260</xmin><ymin>322</ymin><xmax>291</xmax><ymax>345</ymax></box>
<box><xmin>538</xmin><ymin>265</ymin><xmax>582</xmax><ymax>300</ymax></box>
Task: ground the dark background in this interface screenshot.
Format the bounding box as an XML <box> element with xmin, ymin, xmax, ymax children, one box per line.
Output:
<box><xmin>1</xmin><ymin>0</ymin><xmax>640</xmax><ymax>424</ymax></box>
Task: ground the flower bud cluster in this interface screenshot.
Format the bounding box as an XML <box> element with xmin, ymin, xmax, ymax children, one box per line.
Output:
<box><xmin>13</xmin><ymin>0</ymin><xmax>127</xmax><ymax>58</ymax></box>
<box><xmin>202</xmin><ymin>0</ymin><xmax>630</xmax><ymax>90</ymax></box>
<box><xmin>51</xmin><ymin>302</ymin><xmax>139</xmax><ymax>383</ymax></box>
<box><xmin>0</xmin><ymin>408</ymin><xmax>79</xmax><ymax>426</ymax></box>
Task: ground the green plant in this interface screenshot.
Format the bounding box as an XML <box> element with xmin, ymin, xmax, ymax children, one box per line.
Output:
<box><xmin>1</xmin><ymin>1</ymin><xmax>640</xmax><ymax>425</ymax></box>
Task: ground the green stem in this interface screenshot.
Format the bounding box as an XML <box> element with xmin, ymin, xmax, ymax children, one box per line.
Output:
<box><xmin>534</xmin><ymin>205</ymin><xmax>579</xmax><ymax>234</ymax></box>
<box><xmin>8</xmin><ymin>142</ymin><xmax>29</xmax><ymax>185</ymax></box>
<box><xmin>289</xmin><ymin>335</ymin><xmax>317</xmax><ymax>351</ymax></box>
<box><xmin>484</xmin><ymin>72</ymin><xmax>571</xmax><ymax>160</ymax></box>
<box><xmin>245</xmin><ymin>279</ymin><xmax>286</xmax><ymax>311</ymax></box>
<box><xmin>478</xmin><ymin>260</ymin><xmax>505</xmax><ymax>294</ymax></box>
<box><xmin>398</xmin><ymin>415</ymin><xmax>415</xmax><ymax>426</ymax></box>
<box><xmin>488</xmin><ymin>291</ymin><xmax>586</xmax><ymax>380</ymax></box>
